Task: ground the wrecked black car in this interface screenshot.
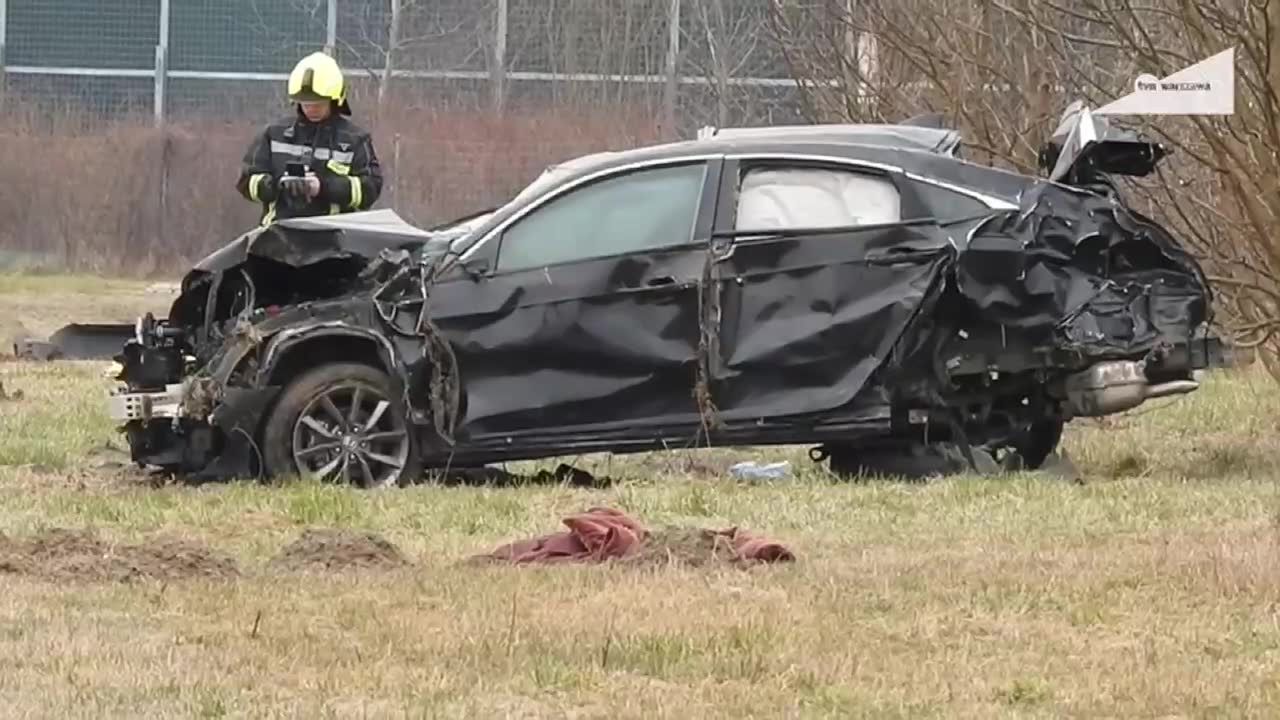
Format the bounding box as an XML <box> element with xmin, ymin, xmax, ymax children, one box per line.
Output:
<box><xmin>105</xmin><ymin>103</ymin><xmax>1226</xmax><ymax>486</ymax></box>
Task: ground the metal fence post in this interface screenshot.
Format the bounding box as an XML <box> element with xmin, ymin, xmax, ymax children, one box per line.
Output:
<box><xmin>326</xmin><ymin>0</ymin><xmax>337</xmax><ymax>55</ymax></box>
<box><xmin>155</xmin><ymin>0</ymin><xmax>171</xmax><ymax>253</ymax></box>
<box><xmin>392</xmin><ymin>132</ymin><xmax>402</xmax><ymax>212</ymax></box>
<box><xmin>0</xmin><ymin>0</ymin><xmax>8</xmax><ymax>103</ymax></box>
<box><xmin>490</xmin><ymin>0</ymin><xmax>507</xmax><ymax>112</ymax></box>
<box><xmin>664</xmin><ymin>0</ymin><xmax>681</xmax><ymax>136</ymax></box>
<box><xmin>154</xmin><ymin>0</ymin><xmax>170</xmax><ymax>127</ymax></box>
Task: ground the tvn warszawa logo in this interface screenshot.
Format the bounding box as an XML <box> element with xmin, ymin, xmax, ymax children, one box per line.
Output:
<box><xmin>1096</xmin><ymin>48</ymin><xmax>1235</xmax><ymax>115</ymax></box>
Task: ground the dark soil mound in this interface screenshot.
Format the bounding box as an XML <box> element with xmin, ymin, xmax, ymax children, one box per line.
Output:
<box><xmin>620</xmin><ymin>526</ymin><xmax>746</xmax><ymax>568</ymax></box>
<box><xmin>0</xmin><ymin>528</ymin><xmax>240</xmax><ymax>582</ymax></box>
<box><xmin>267</xmin><ymin>529</ymin><xmax>411</xmax><ymax>572</ymax></box>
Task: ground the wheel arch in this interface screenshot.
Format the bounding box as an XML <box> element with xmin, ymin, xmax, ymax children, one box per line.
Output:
<box><xmin>258</xmin><ymin>325</ymin><xmax>402</xmax><ymax>389</ymax></box>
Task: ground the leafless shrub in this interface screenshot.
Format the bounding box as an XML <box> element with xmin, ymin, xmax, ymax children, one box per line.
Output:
<box><xmin>0</xmin><ymin>90</ymin><xmax>660</xmax><ymax>277</ymax></box>
<box><xmin>769</xmin><ymin>0</ymin><xmax>1280</xmax><ymax>378</ymax></box>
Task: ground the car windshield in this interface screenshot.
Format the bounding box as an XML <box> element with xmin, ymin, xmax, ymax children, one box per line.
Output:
<box><xmin>436</xmin><ymin>154</ymin><xmax>613</xmax><ymax>251</ymax></box>
<box><xmin>508</xmin><ymin>162</ymin><xmax>576</xmax><ymax>205</ymax></box>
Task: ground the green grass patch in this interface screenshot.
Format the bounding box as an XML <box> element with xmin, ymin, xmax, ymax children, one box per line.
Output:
<box><xmin>1</xmin><ymin>275</ymin><xmax>1279</xmax><ymax>717</ymax></box>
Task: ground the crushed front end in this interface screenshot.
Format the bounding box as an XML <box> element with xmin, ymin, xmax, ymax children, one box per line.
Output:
<box><xmin>103</xmin><ymin>226</ymin><xmax>453</xmax><ymax>482</ymax></box>
<box><xmin>106</xmin><ymin>308</ymin><xmax>283</xmax><ymax>480</ymax></box>
<box><xmin>103</xmin><ymin>211</ymin><xmax>448</xmax><ymax>480</ymax></box>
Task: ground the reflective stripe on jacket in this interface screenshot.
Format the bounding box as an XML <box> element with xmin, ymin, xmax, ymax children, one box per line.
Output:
<box><xmin>235</xmin><ymin>110</ymin><xmax>384</xmax><ymax>225</ymax></box>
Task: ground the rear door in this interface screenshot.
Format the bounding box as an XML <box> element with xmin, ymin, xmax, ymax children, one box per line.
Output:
<box><xmin>704</xmin><ymin>156</ymin><xmax>957</xmax><ymax>422</ymax></box>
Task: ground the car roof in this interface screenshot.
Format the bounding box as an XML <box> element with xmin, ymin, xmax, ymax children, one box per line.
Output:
<box><xmin>699</xmin><ymin>123</ymin><xmax>962</xmax><ymax>154</ymax></box>
<box><xmin>520</xmin><ymin>124</ymin><xmax>1030</xmax><ymax>207</ymax></box>
<box><xmin>544</xmin><ymin>128</ymin><xmax>957</xmax><ymax>178</ymax></box>
<box><xmin>548</xmin><ymin>121</ymin><xmax>958</xmax><ymax>168</ymax></box>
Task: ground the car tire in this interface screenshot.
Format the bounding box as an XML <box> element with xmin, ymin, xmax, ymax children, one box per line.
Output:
<box><xmin>260</xmin><ymin>362</ymin><xmax>422</xmax><ymax>488</ymax></box>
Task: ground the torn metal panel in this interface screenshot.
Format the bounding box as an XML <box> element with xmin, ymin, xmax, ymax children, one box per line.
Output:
<box><xmin>955</xmin><ymin>181</ymin><xmax>1209</xmax><ymax>361</ymax></box>
<box><xmin>1040</xmin><ymin>102</ymin><xmax>1168</xmax><ymax>184</ymax></box>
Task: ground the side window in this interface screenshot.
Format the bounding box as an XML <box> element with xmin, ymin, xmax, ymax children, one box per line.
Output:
<box><xmin>496</xmin><ymin>162</ymin><xmax>708</xmax><ymax>273</ymax></box>
<box><xmin>909</xmin><ymin>181</ymin><xmax>991</xmax><ymax>221</ymax></box>
<box><xmin>734</xmin><ymin>166</ymin><xmax>901</xmax><ymax>230</ymax></box>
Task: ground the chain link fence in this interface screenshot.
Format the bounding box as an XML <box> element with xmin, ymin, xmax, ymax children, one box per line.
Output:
<box><xmin>1</xmin><ymin>0</ymin><xmax>804</xmax><ymax>129</ymax></box>
<box><xmin>0</xmin><ymin>0</ymin><xmax>816</xmax><ymax>273</ymax></box>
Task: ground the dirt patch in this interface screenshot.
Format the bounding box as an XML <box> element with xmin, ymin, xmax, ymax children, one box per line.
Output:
<box><xmin>616</xmin><ymin>526</ymin><xmax>798</xmax><ymax>568</ymax></box>
<box><xmin>0</xmin><ymin>380</ymin><xmax>23</xmax><ymax>401</ymax></box>
<box><xmin>0</xmin><ymin>528</ymin><xmax>240</xmax><ymax>582</ymax></box>
<box><xmin>618</xmin><ymin>526</ymin><xmax>746</xmax><ymax>568</ymax></box>
<box><xmin>267</xmin><ymin>529</ymin><xmax>411</xmax><ymax>573</ymax></box>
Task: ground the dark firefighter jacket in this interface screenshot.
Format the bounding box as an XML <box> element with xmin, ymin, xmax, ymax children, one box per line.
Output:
<box><xmin>235</xmin><ymin>111</ymin><xmax>383</xmax><ymax>224</ymax></box>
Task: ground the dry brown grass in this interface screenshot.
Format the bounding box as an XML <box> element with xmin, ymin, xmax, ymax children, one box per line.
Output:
<box><xmin>0</xmin><ymin>99</ymin><xmax>663</xmax><ymax>277</ymax></box>
<box><xmin>0</xmin><ymin>273</ymin><xmax>176</xmax><ymax>342</ymax></box>
<box><xmin>0</xmin><ymin>275</ymin><xmax>1278</xmax><ymax>718</ymax></box>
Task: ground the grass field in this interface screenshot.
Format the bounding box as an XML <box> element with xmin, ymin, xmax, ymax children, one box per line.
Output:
<box><xmin>1</xmin><ymin>275</ymin><xmax>1278</xmax><ymax>718</ymax></box>
<box><xmin>0</xmin><ymin>273</ymin><xmax>177</xmax><ymax>343</ymax></box>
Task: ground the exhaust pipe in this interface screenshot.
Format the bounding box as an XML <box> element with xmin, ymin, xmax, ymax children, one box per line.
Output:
<box><xmin>1144</xmin><ymin>379</ymin><xmax>1200</xmax><ymax>400</ymax></box>
<box><xmin>1063</xmin><ymin>361</ymin><xmax>1200</xmax><ymax>417</ymax></box>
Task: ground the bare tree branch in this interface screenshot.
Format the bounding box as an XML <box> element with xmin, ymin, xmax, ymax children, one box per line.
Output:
<box><xmin>766</xmin><ymin>0</ymin><xmax>1280</xmax><ymax>376</ymax></box>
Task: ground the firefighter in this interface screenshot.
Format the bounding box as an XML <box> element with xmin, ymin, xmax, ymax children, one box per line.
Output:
<box><xmin>236</xmin><ymin>51</ymin><xmax>383</xmax><ymax>225</ymax></box>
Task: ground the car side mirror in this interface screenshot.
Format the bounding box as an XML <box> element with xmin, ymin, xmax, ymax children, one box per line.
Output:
<box><xmin>460</xmin><ymin>256</ymin><xmax>490</xmax><ymax>280</ymax></box>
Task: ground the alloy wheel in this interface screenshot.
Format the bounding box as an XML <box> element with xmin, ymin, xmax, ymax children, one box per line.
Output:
<box><xmin>290</xmin><ymin>381</ymin><xmax>410</xmax><ymax>488</ymax></box>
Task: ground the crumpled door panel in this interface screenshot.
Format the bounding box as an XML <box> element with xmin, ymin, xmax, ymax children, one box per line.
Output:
<box><xmin>709</xmin><ymin>222</ymin><xmax>952</xmax><ymax>420</ymax></box>
<box><xmin>429</xmin><ymin>248</ymin><xmax>705</xmax><ymax>438</ymax></box>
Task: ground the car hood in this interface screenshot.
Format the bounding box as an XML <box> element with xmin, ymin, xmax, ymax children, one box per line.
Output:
<box><xmin>192</xmin><ymin>209</ymin><xmax>445</xmax><ymax>275</ymax></box>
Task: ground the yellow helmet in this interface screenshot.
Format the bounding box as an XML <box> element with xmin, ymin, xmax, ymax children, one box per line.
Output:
<box><xmin>287</xmin><ymin>51</ymin><xmax>351</xmax><ymax>115</ymax></box>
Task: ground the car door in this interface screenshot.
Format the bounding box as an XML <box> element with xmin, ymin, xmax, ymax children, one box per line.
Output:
<box><xmin>703</xmin><ymin>156</ymin><xmax>957</xmax><ymax>423</ymax></box>
<box><xmin>427</xmin><ymin>157</ymin><xmax>723</xmax><ymax>440</ymax></box>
